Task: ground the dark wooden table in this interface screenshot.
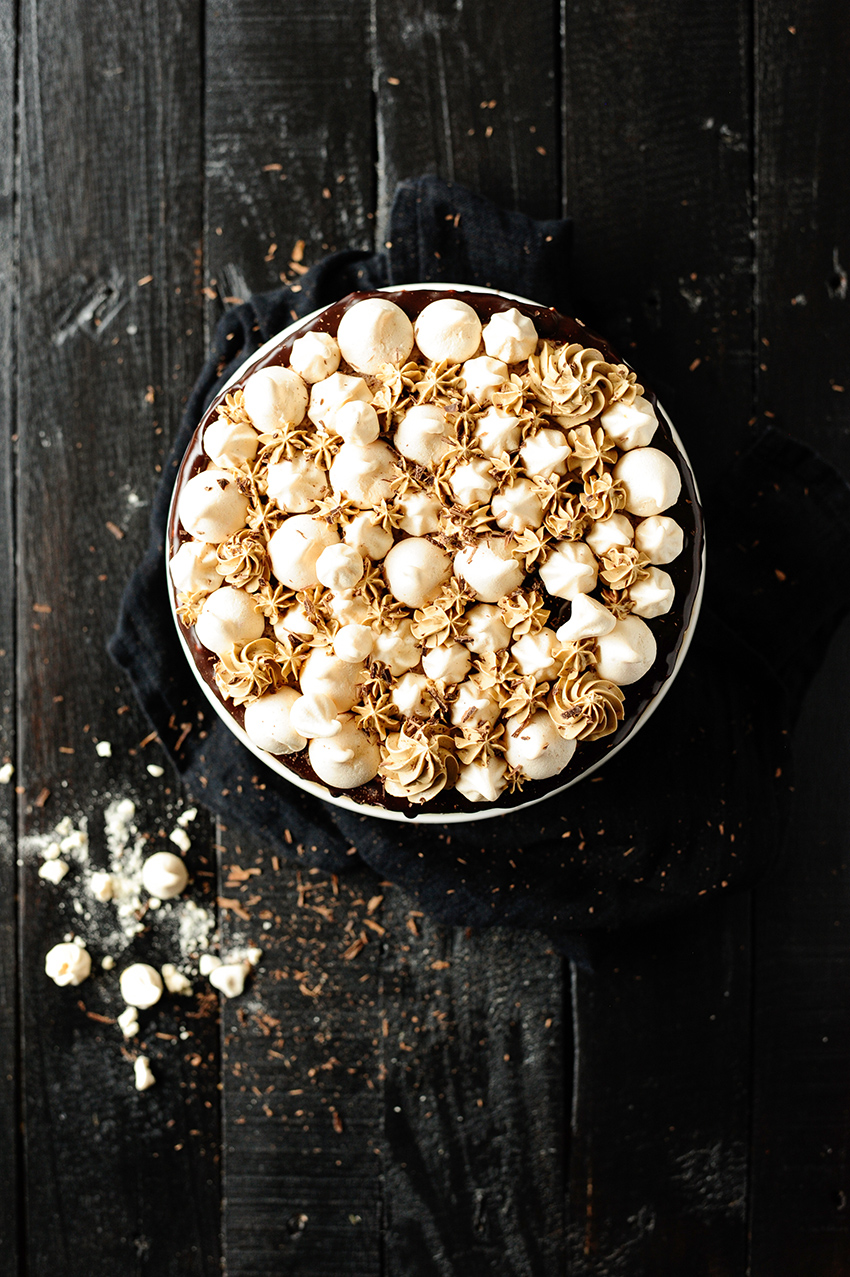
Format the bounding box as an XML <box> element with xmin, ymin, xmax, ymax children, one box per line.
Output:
<box><xmin>2</xmin><ymin>1</ymin><xmax>849</xmax><ymax>1273</ymax></box>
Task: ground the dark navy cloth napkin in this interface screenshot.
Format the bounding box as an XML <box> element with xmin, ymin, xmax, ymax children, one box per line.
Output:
<box><xmin>109</xmin><ymin>176</ymin><xmax>850</xmax><ymax>962</ymax></box>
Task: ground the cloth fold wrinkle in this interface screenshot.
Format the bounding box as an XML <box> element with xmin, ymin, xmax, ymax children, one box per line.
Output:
<box><xmin>108</xmin><ymin>175</ymin><xmax>850</xmax><ymax>959</ymax></box>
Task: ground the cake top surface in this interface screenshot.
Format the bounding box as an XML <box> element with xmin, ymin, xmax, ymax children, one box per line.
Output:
<box><xmin>168</xmin><ymin>287</ymin><xmax>702</xmax><ymax>817</ymax></box>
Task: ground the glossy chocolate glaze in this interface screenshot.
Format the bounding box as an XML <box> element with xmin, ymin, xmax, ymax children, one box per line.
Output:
<box><xmin>168</xmin><ymin>289</ymin><xmax>704</xmax><ymax>818</ymax></box>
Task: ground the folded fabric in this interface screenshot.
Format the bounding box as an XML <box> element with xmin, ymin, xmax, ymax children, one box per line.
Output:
<box><xmin>109</xmin><ymin>176</ymin><xmax>850</xmax><ymax>961</ymax></box>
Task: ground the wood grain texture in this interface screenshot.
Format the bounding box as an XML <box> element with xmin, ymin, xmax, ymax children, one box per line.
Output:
<box><xmin>380</xmin><ymin>900</ymin><xmax>566</xmax><ymax>1277</ymax></box>
<box><xmin>0</xmin><ymin>0</ymin><xmax>19</xmax><ymax>1267</ymax></box>
<box><xmin>748</xmin><ymin>3</ymin><xmax>850</xmax><ymax>1272</ymax></box>
<box><xmin>562</xmin><ymin>1</ymin><xmax>756</xmax><ymax>1270</ymax></box>
<box><xmin>204</xmin><ymin>5</ymin><xmax>381</xmax><ymax>1273</ymax></box>
<box><xmin>562</xmin><ymin>0</ymin><xmax>755</xmax><ymax>488</ymax></box>
<box><xmin>372</xmin><ymin>0</ymin><xmax>560</xmax><ymax>233</ymax></box>
<box><xmin>204</xmin><ymin>0</ymin><xmax>375</xmax><ymax>319</ymax></box>
<box><xmin>16</xmin><ymin>2</ymin><xmax>220</xmax><ymax>1273</ymax></box>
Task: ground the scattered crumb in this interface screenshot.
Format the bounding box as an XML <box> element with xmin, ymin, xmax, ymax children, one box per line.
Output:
<box><xmin>0</xmin><ymin>762</ymin><xmax>13</xmax><ymax>784</ymax></box>
<box><xmin>209</xmin><ymin>962</ymin><xmax>248</xmax><ymax>999</ymax></box>
<box><xmin>118</xmin><ymin>1005</ymin><xmax>139</xmax><ymax>1038</ymax></box>
<box><xmin>39</xmin><ymin>859</ymin><xmax>70</xmax><ymax>884</ymax></box>
<box><xmin>95</xmin><ymin>740</ymin><xmax>113</xmax><ymax>758</ymax></box>
<box><xmin>134</xmin><ymin>1055</ymin><xmax>155</xmax><ymax>1091</ymax></box>
<box><xmin>162</xmin><ymin>963</ymin><xmax>193</xmax><ymax>996</ymax></box>
<box><xmin>169</xmin><ymin>827</ymin><xmax>191</xmax><ymax>853</ymax></box>
<box><xmin>199</xmin><ymin>953</ymin><xmax>222</xmax><ymax>977</ymax></box>
<box><xmin>101</xmin><ymin>955</ymin><xmax>115</xmax><ymax>971</ymax></box>
<box><xmin>146</xmin><ymin>764</ymin><xmax>164</xmax><ymax>777</ymax></box>
<box><xmin>176</xmin><ymin>807</ymin><xmax>197</xmax><ymax>828</ymax></box>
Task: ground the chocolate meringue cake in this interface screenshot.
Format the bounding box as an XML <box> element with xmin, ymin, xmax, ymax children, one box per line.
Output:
<box><xmin>167</xmin><ymin>285</ymin><xmax>703</xmax><ymax>821</ymax></box>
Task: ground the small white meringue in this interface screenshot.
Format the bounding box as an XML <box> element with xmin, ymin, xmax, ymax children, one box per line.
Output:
<box><xmin>422</xmin><ymin>642</ymin><xmax>471</xmax><ymax>685</ymax></box>
<box><xmin>519</xmin><ymin>428</ymin><xmax>571</xmax><ymax>479</ymax></box>
<box><xmin>585</xmin><ymin>513</ymin><xmax>635</xmax><ymax>558</ymax></box>
<box><xmin>243</xmin><ymin>365</ymin><xmax>309</xmax><ymax>431</ymax></box>
<box><xmin>464</xmin><ymin>603</ymin><xmax>511</xmax><ymax>655</ymax></box>
<box><xmin>267</xmin><ymin>515</ymin><xmax>340</xmax><ymax>590</ymax></box>
<box><xmin>289</xmin><ymin>693</ymin><xmax>343</xmax><ymax>740</ymax></box>
<box><xmin>337</xmin><ymin>298</ymin><xmax>415</xmax><ymax>374</ymax></box>
<box><xmin>120</xmin><ymin>963</ymin><xmax>163</xmax><ymax>1010</ymax></box>
<box><xmin>243</xmin><ymin>687</ymin><xmax>307</xmax><ymax>755</ymax></box>
<box><xmin>613</xmin><ymin>447</ymin><xmax>682</xmax><ymax>516</ymax></box>
<box><xmin>394</xmin><ymin>403</ymin><xmax>454</xmax><ymax>468</ymax></box>
<box><xmin>450</xmin><ymin>679</ymin><xmax>500</xmax><ymax>729</ymax></box>
<box><xmin>454</xmin><ymin>540</ymin><xmax>524</xmax><ymax>602</ymax></box>
<box><xmin>460</xmin><ymin>355</ymin><xmax>508</xmax><ymax>404</ymax></box>
<box><xmin>195</xmin><ymin>586</ymin><xmax>265</xmax><ymax>656</ymax></box>
<box><xmin>539</xmin><ymin>541</ymin><xmax>598</xmax><ymax>601</ymax></box>
<box><xmin>398</xmin><ymin>488</ymin><xmax>442</xmax><ymax>536</ymax></box>
<box><xmin>178</xmin><ymin>468</ymin><xmax>250</xmax><ymax>544</ymax></box>
<box><xmin>634</xmin><ymin>514</ymin><xmax>684</xmax><ymax>565</ymax></box>
<box><xmin>309</xmin><ymin>716</ymin><xmax>380</xmax><ymax>789</ymax></box>
<box><xmin>391</xmin><ymin>672</ymin><xmax>431</xmax><ymax>717</ymax></box>
<box><xmin>299</xmin><ymin>646</ymin><xmax>364</xmax><ymax>712</ymax></box>
<box><xmin>169</xmin><ymin>540</ymin><xmax>221</xmax><ymax>596</ymax></box>
<box><xmin>474</xmin><ymin>406</ymin><xmax>522</xmax><ymax>457</ymax></box>
<box><xmin>333</xmin><ymin>623</ymin><xmax>374</xmax><ymax>663</ymax></box>
<box><xmin>329</xmin><ymin>440</ymin><xmax>397</xmax><ymax>508</ymax></box>
<box><xmin>141</xmin><ymin>852</ymin><xmax>188</xmax><ymax>900</ymax></box>
<box><xmin>482</xmin><ymin>307</ymin><xmax>538</xmax><ymax>363</ymax></box>
<box><xmin>334</xmin><ymin>400</ymin><xmax>381</xmax><ymax>446</ymax></box>
<box><xmin>266</xmin><ymin>455</ymin><xmax>329</xmax><ymax>513</ymax></box>
<box><xmin>595</xmin><ymin>615</ymin><xmax>657</xmax><ymax>685</ymax></box>
<box><xmin>203</xmin><ymin>416</ymin><xmax>259</xmax><ymax>469</ymax></box>
<box><xmin>449</xmin><ymin>457</ymin><xmax>497</xmax><ymax>506</ymax></box>
<box><xmin>384</xmin><ymin>537</ymin><xmax>452</xmax><ymax>608</ymax></box>
<box><xmin>316</xmin><ymin>543</ymin><xmax>364</xmax><ymax>591</ymax></box>
<box><xmin>343</xmin><ymin>512</ymin><xmax>395</xmax><ymax>560</ymax></box>
<box><xmin>372</xmin><ymin>620</ymin><xmax>421</xmax><ymax>675</ymax></box>
<box><xmin>273</xmin><ymin>602</ymin><xmax>317</xmax><ymax>640</ymax></box>
<box><xmin>414</xmin><ymin>298</ymin><xmax>483</xmax><ymax>363</ymax></box>
<box><xmin>288</xmin><ymin>330</ymin><xmax>341</xmax><ymax>383</ymax></box>
<box><xmin>454</xmin><ymin>756</ymin><xmax>508</xmax><ymax>804</ymax></box>
<box><xmin>555</xmin><ymin>594</ymin><xmax>617</xmax><ymax>643</ymax></box>
<box><xmin>504</xmin><ymin>711</ymin><xmax>576</xmax><ymax>780</ymax></box>
<box><xmin>510</xmin><ymin>628</ymin><xmax>561</xmax><ymax>681</ymax></box>
<box><xmin>629</xmin><ymin>566</ymin><xmax>675</xmax><ymax>618</ymax></box>
<box><xmin>491</xmin><ymin>479</ymin><xmax>544</xmax><ymax>532</ymax></box>
<box><xmin>600</xmin><ymin>395</ymin><xmax>658</xmax><ymax>451</ymax></box>
<box><xmin>308</xmin><ymin>371</ymin><xmax>372</xmax><ymax>430</ymax></box>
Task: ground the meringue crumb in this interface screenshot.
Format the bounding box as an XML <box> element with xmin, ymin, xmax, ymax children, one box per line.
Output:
<box><xmin>176</xmin><ymin>807</ymin><xmax>197</xmax><ymax>828</ymax></box>
<box><xmin>118</xmin><ymin>1005</ymin><xmax>139</xmax><ymax>1038</ymax></box>
<box><xmin>101</xmin><ymin>955</ymin><xmax>115</xmax><ymax>971</ymax></box>
<box><xmin>146</xmin><ymin>764</ymin><xmax>165</xmax><ymax>777</ymax></box>
<box><xmin>209</xmin><ymin>962</ymin><xmax>248</xmax><ymax>999</ymax></box>
<box><xmin>39</xmin><ymin>859</ymin><xmax>69</xmax><ymax>884</ymax></box>
<box><xmin>0</xmin><ymin>762</ymin><xmax>13</xmax><ymax>784</ymax></box>
<box><xmin>198</xmin><ymin>953</ymin><xmax>221</xmax><ymax>976</ymax></box>
<box><xmin>161</xmin><ymin>963</ymin><xmax>193</xmax><ymax>996</ymax></box>
<box><xmin>95</xmin><ymin>740</ymin><xmax>113</xmax><ymax>758</ymax></box>
<box><xmin>169</xmin><ymin>827</ymin><xmax>191</xmax><ymax>853</ymax></box>
<box><xmin>134</xmin><ymin>1055</ymin><xmax>156</xmax><ymax>1091</ymax></box>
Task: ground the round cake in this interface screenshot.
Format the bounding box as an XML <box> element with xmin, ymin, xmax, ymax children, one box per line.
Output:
<box><xmin>167</xmin><ymin>285</ymin><xmax>703</xmax><ymax>821</ymax></box>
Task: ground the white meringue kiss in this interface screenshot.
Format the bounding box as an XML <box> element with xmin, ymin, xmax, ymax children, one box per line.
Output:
<box><xmin>169</xmin><ymin>540</ymin><xmax>221</xmax><ymax>596</ymax></box>
<box><xmin>519</xmin><ymin>428</ymin><xmax>571</xmax><ymax>479</ymax></box>
<box><xmin>316</xmin><ymin>543</ymin><xmax>364</xmax><ymax>591</ymax></box>
<box><xmin>384</xmin><ymin>537</ymin><xmax>452</xmax><ymax>608</ymax></box>
<box><xmin>460</xmin><ymin>355</ymin><xmax>508</xmax><ymax>404</ymax></box>
<box><xmin>584</xmin><ymin>512</ymin><xmax>634</xmax><ymax>557</ymax></box>
<box><xmin>328</xmin><ymin>590</ymin><xmax>371</xmax><ymax>626</ymax></box>
<box><xmin>308</xmin><ymin>371</ymin><xmax>371</xmax><ymax>430</ymax></box>
<box><xmin>394</xmin><ymin>403</ymin><xmax>454</xmax><ymax>468</ymax></box>
<box><xmin>266</xmin><ymin>455</ymin><xmax>329</xmax><ymax>513</ymax></box>
<box><xmin>491</xmin><ymin>479</ymin><xmax>544</xmax><ymax>532</ymax></box>
<box><xmin>628</xmin><ymin>566</ymin><xmax>675</xmax><ymax>618</ymax></box>
<box><xmin>289</xmin><ymin>693</ymin><xmax>343</xmax><ymax>739</ymax></box>
<box><xmin>414</xmin><ymin>298</ymin><xmax>482</xmax><ymax>363</ymax></box>
<box><xmin>329</xmin><ymin>440</ymin><xmax>397</xmax><ymax>508</ymax></box>
<box><xmin>538</xmin><ymin>541</ymin><xmax>598</xmax><ymax>600</ymax></box>
<box><xmin>273</xmin><ymin>602</ymin><xmax>317</xmax><ymax>640</ymax></box>
<box><xmin>391</xmin><ymin>672</ymin><xmax>431</xmax><ymax>717</ymax></box>
<box><xmin>372</xmin><ymin>620</ymin><xmax>421</xmax><ymax>675</ymax></box>
<box><xmin>464</xmin><ymin>603</ymin><xmax>511</xmax><ymax>655</ymax></box>
<box><xmin>449</xmin><ymin>458</ymin><xmax>497</xmax><ymax>506</ymax></box>
<box><xmin>299</xmin><ymin>647</ymin><xmax>363</xmax><ymax>712</ymax></box>
<box><xmin>337</xmin><ymin>298</ymin><xmax>414</xmax><ymax>374</ymax></box>
<box><xmin>504</xmin><ymin>711</ymin><xmax>576</xmax><ymax>780</ymax></box>
<box><xmin>267</xmin><ymin>515</ymin><xmax>340</xmax><ymax>590</ymax></box>
<box><xmin>243</xmin><ymin>365</ymin><xmax>309</xmax><ymax>431</ymax></box>
<box><xmin>634</xmin><ymin>514</ymin><xmax>684</xmax><ymax>565</ymax></box>
<box><xmin>613</xmin><ymin>447</ymin><xmax>682</xmax><ymax>517</ymax></box>
<box><xmin>308</xmin><ymin>716</ymin><xmax>380</xmax><ymax>789</ymax></box>
<box><xmin>333</xmin><ymin>623</ymin><xmax>374</xmax><ymax>663</ymax></box>
<box><xmin>243</xmin><ymin>687</ymin><xmax>307</xmax><ymax>755</ymax></box>
<box><xmin>454</xmin><ymin>756</ymin><xmax>508</xmax><ymax>804</ymax></box>
<box><xmin>421</xmin><ymin>642</ymin><xmax>471</xmax><ymax>685</ymax></box>
<box><xmin>178</xmin><ymin>468</ymin><xmax>250</xmax><ymax>544</ymax></box>
<box><xmin>555</xmin><ymin>594</ymin><xmax>616</xmax><ymax>643</ymax></box>
<box><xmin>474</xmin><ymin>406</ymin><xmax>522</xmax><ymax>457</ymax></box>
<box><xmin>510</xmin><ymin>628</ymin><xmax>561</xmax><ymax>681</ymax></box>
<box><xmin>343</xmin><ymin>511</ymin><xmax>394</xmax><ymax>560</ymax></box>
<box><xmin>194</xmin><ymin>586</ymin><xmax>264</xmax><ymax>656</ymax></box>
<box><xmin>450</xmin><ymin>679</ymin><xmax>500</xmax><ymax>729</ymax></box>
<box><xmin>203</xmin><ymin>416</ymin><xmax>259</xmax><ymax>470</ymax></box>
<box><xmin>288</xmin><ymin>330</ymin><xmax>341</xmax><ymax>383</ymax></box>
<box><xmin>334</xmin><ymin>400</ymin><xmax>380</xmax><ymax>446</ymax></box>
<box><xmin>398</xmin><ymin>488</ymin><xmax>442</xmax><ymax>536</ymax></box>
<box><xmin>454</xmin><ymin>539</ymin><xmax>523</xmax><ymax>602</ymax></box>
<box><xmin>594</xmin><ymin>615</ymin><xmax>657</xmax><ymax>685</ymax></box>
<box><xmin>600</xmin><ymin>395</ymin><xmax>658</xmax><ymax>451</ymax></box>
<box><xmin>482</xmin><ymin>307</ymin><xmax>538</xmax><ymax>364</ymax></box>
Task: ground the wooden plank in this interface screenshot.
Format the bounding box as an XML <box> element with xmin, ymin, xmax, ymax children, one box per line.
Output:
<box><xmin>372</xmin><ymin>5</ymin><xmax>567</xmax><ymax>1271</ymax></box>
<box><xmin>16</xmin><ymin>2</ymin><xmax>220</xmax><ymax>1273</ymax></box>
<box><xmin>748</xmin><ymin>4</ymin><xmax>850</xmax><ymax>1272</ymax></box>
<box><xmin>380</xmin><ymin>898</ymin><xmax>566</xmax><ymax>1276</ymax></box>
<box><xmin>0</xmin><ymin>0</ymin><xmax>20</xmax><ymax>1267</ymax></box>
<box><xmin>373</xmin><ymin>0</ymin><xmax>559</xmax><ymax>230</ymax></box>
<box><xmin>562</xmin><ymin>1</ymin><xmax>756</xmax><ymax>1270</ymax></box>
<box><xmin>203</xmin><ymin>4</ymin><xmax>382</xmax><ymax>1273</ymax></box>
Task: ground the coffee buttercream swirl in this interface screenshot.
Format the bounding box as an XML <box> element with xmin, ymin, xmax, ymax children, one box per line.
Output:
<box><xmin>214</xmin><ymin>637</ymin><xmax>283</xmax><ymax>707</ymax></box>
<box><xmin>548</xmin><ymin>670</ymin><xmax>625</xmax><ymax>741</ymax></box>
<box><xmin>176</xmin><ymin>590</ymin><xmax>207</xmax><ymax>628</ymax></box>
<box><xmin>599</xmin><ymin>545</ymin><xmax>651</xmax><ymax>589</ymax></box>
<box><xmin>525</xmin><ymin>343</ymin><xmax>617</xmax><ymax>424</ymax></box>
<box><xmin>379</xmin><ymin>721</ymin><xmax>459</xmax><ymax>803</ymax></box>
<box><xmin>567</xmin><ymin>425</ymin><xmax>617</xmax><ymax>477</ymax></box>
<box><xmin>216</xmin><ymin>529</ymin><xmax>269</xmax><ymax>593</ymax></box>
<box><xmin>499</xmin><ymin>588</ymin><xmax>550</xmax><ymax>636</ymax></box>
<box><xmin>581</xmin><ymin>472</ymin><xmax>627</xmax><ymax>521</ymax></box>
